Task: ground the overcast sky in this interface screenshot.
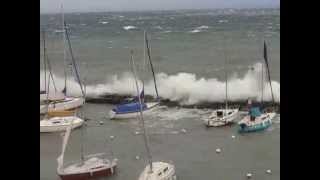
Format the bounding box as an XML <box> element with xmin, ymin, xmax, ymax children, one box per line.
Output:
<box><xmin>40</xmin><ymin>0</ymin><xmax>280</xmax><ymax>13</ymax></box>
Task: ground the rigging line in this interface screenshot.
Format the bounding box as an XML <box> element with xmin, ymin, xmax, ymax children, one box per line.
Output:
<box><xmin>131</xmin><ymin>50</ymin><xmax>153</xmax><ymax>172</ymax></box>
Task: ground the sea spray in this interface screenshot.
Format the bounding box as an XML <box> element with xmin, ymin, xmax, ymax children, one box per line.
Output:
<box><xmin>40</xmin><ymin>63</ymin><xmax>280</xmax><ymax>105</ymax></box>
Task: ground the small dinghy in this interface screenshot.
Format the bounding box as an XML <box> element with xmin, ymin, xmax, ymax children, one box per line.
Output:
<box><xmin>40</xmin><ymin>116</ymin><xmax>84</xmax><ymax>133</ymax></box>
<box><xmin>139</xmin><ymin>162</ymin><xmax>176</xmax><ymax>180</ymax></box>
<box><xmin>204</xmin><ymin>108</ymin><xmax>239</xmax><ymax>127</ymax></box>
<box><xmin>58</xmin><ymin>153</ymin><xmax>117</xmax><ymax>180</ymax></box>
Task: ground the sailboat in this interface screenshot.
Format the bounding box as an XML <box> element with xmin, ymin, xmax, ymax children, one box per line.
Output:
<box><xmin>128</xmin><ymin>49</ymin><xmax>176</xmax><ymax>180</ymax></box>
<box><xmin>40</xmin><ymin>11</ymin><xmax>85</xmax><ymax>114</ymax></box>
<box><xmin>56</xmin><ymin>114</ymin><xmax>117</xmax><ymax>179</ymax></box>
<box><xmin>203</xmin><ymin>42</ymin><xmax>239</xmax><ymax>127</ymax></box>
<box><xmin>40</xmin><ymin>15</ymin><xmax>85</xmax><ymax>133</ymax></box>
<box><xmin>238</xmin><ymin>41</ymin><xmax>277</xmax><ymax>133</ymax></box>
<box><xmin>40</xmin><ymin>71</ymin><xmax>83</xmax><ymax>133</ymax></box>
<box><xmin>109</xmin><ymin>31</ymin><xmax>160</xmax><ymax>119</ymax></box>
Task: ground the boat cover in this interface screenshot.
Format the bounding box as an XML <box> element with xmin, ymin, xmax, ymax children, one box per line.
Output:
<box><xmin>113</xmin><ymin>102</ymin><xmax>147</xmax><ymax>114</ymax></box>
<box><xmin>249</xmin><ymin>107</ymin><xmax>262</xmax><ymax>117</ymax></box>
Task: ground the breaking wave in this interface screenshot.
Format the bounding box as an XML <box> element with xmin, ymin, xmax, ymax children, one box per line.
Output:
<box><xmin>41</xmin><ymin>63</ymin><xmax>280</xmax><ymax>105</ymax></box>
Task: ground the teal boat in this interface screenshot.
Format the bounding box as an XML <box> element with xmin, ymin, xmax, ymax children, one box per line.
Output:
<box><xmin>238</xmin><ymin>107</ymin><xmax>275</xmax><ymax>133</ymax></box>
<box><xmin>238</xmin><ymin>41</ymin><xmax>277</xmax><ymax>133</ymax></box>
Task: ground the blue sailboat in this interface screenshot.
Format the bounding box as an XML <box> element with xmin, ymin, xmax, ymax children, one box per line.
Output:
<box><xmin>109</xmin><ymin>31</ymin><xmax>160</xmax><ymax>119</ymax></box>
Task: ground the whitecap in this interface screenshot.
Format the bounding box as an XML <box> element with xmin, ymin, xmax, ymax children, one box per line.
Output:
<box><xmin>197</xmin><ymin>25</ymin><xmax>209</xmax><ymax>29</ymax></box>
<box><xmin>189</xmin><ymin>29</ymin><xmax>202</xmax><ymax>33</ymax></box>
<box><xmin>99</xmin><ymin>21</ymin><xmax>109</xmax><ymax>25</ymax></box>
<box><xmin>123</xmin><ymin>26</ymin><xmax>137</xmax><ymax>30</ymax></box>
<box><xmin>218</xmin><ymin>19</ymin><xmax>229</xmax><ymax>23</ymax></box>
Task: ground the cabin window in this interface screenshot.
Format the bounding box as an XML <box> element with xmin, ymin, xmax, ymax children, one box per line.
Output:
<box><xmin>164</xmin><ymin>167</ymin><xmax>168</xmax><ymax>172</ymax></box>
<box><xmin>228</xmin><ymin>112</ymin><xmax>232</xmax><ymax>115</ymax></box>
<box><xmin>217</xmin><ymin>111</ymin><xmax>223</xmax><ymax>117</ymax></box>
<box><xmin>158</xmin><ymin>172</ymin><xmax>162</xmax><ymax>176</ymax></box>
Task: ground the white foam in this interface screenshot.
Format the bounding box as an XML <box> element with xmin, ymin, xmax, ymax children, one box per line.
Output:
<box><xmin>189</xmin><ymin>29</ymin><xmax>202</xmax><ymax>33</ymax></box>
<box><xmin>123</xmin><ymin>26</ymin><xmax>137</xmax><ymax>30</ymax></box>
<box><xmin>41</xmin><ymin>63</ymin><xmax>280</xmax><ymax>105</ymax></box>
<box><xmin>99</xmin><ymin>21</ymin><xmax>109</xmax><ymax>24</ymax></box>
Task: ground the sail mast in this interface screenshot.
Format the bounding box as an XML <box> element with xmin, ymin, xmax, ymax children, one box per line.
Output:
<box><xmin>61</xmin><ymin>4</ymin><xmax>67</xmax><ymax>96</ymax></box>
<box><xmin>43</xmin><ymin>30</ymin><xmax>58</xmax><ymax>93</ymax></box>
<box><xmin>263</xmin><ymin>40</ymin><xmax>275</xmax><ymax>104</ymax></box>
<box><xmin>42</xmin><ymin>29</ymin><xmax>47</xmax><ymax>93</ymax></box>
<box><xmin>64</xmin><ymin>21</ymin><xmax>85</xmax><ymax>97</ymax></box>
<box><xmin>222</xmin><ymin>38</ymin><xmax>228</xmax><ymax>111</ymax></box>
<box><xmin>145</xmin><ymin>32</ymin><xmax>159</xmax><ymax>101</ymax></box>
<box><xmin>261</xmin><ymin>61</ymin><xmax>264</xmax><ymax>104</ymax></box>
<box><xmin>130</xmin><ymin>50</ymin><xmax>153</xmax><ymax>172</ymax></box>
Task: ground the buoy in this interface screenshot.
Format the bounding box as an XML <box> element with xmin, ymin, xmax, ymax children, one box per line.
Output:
<box><xmin>135</xmin><ymin>155</ymin><xmax>140</xmax><ymax>160</ymax></box>
<box><xmin>99</xmin><ymin>121</ymin><xmax>104</xmax><ymax>125</ymax></box>
<box><xmin>216</xmin><ymin>148</ymin><xmax>221</xmax><ymax>153</ymax></box>
<box><xmin>181</xmin><ymin>129</ymin><xmax>187</xmax><ymax>133</ymax></box>
<box><xmin>266</xmin><ymin>169</ymin><xmax>272</xmax><ymax>174</ymax></box>
<box><xmin>135</xmin><ymin>131</ymin><xmax>140</xmax><ymax>135</ymax></box>
<box><xmin>231</xmin><ymin>135</ymin><xmax>236</xmax><ymax>139</ymax></box>
<box><xmin>110</xmin><ymin>136</ymin><xmax>115</xmax><ymax>140</ymax></box>
<box><xmin>246</xmin><ymin>173</ymin><xmax>252</xmax><ymax>178</ymax></box>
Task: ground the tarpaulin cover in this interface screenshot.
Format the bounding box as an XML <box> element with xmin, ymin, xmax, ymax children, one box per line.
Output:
<box><xmin>113</xmin><ymin>102</ymin><xmax>147</xmax><ymax>114</ymax></box>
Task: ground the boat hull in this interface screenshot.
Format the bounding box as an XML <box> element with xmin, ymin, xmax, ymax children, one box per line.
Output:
<box><xmin>40</xmin><ymin>116</ymin><xmax>84</xmax><ymax>133</ymax></box>
<box><xmin>204</xmin><ymin>109</ymin><xmax>239</xmax><ymax>127</ymax></box>
<box><xmin>238</xmin><ymin>112</ymin><xmax>276</xmax><ymax>133</ymax></box>
<box><xmin>109</xmin><ymin>102</ymin><xmax>160</xmax><ymax>120</ymax></box>
<box><xmin>59</xmin><ymin>165</ymin><xmax>116</xmax><ymax>180</ymax></box>
<box><xmin>40</xmin><ymin>97</ymin><xmax>84</xmax><ymax>114</ymax></box>
<box><xmin>139</xmin><ymin>162</ymin><xmax>176</xmax><ymax>180</ymax></box>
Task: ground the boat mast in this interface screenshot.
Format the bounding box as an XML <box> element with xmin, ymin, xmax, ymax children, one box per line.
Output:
<box><xmin>64</xmin><ymin>21</ymin><xmax>85</xmax><ymax>97</ymax></box>
<box><xmin>263</xmin><ymin>40</ymin><xmax>275</xmax><ymax>105</ymax></box>
<box><xmin>130</xmin><ymin>50</ymin><xmax>153</xmax><ymax>172</ymax></box>
<box><xmin>43</xmin><ymin>30</ymin><xmax>58</xmax><ymax>93</ymax></box>
<box><xmin>61</xmin><ymin>4</ymin><xmax>67</xmax><ymax>96</ymax></box>
<box><xmin>261</xmin><ymin>59</ymin><xmax>264</xmax><ymax>104</ymax></box>
<box><xmin>145</xmin><ymin>32</ymin><xmax>159</xmax><ymax>101</ymax></box>
<box><xmin>42</xmin><ymin>29</ymin><xmax>47</xmax><ymax>93</ymax></box>
<box><xmin>222</xmin><ymin>38</ymin><xmax>228</xmax><ymax>111</ymax></box>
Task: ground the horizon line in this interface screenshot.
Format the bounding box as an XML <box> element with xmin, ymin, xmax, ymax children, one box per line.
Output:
<box><xmin>40</xmin><ymin>7</ymin><xmax>280</xmax><ymax>15</ymax></box>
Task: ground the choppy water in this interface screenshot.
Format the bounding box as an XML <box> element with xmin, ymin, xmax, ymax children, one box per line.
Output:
<box><xmin>40</xmin><ymin>104</ymin><xmax>280</xmax><ymax>180</ymax></box>
<box><xmin>40</xmin><ymin>8</ymin><xmax>279</xmax><ymax>84</ymax></box>
<box><xmin>40</xmin><ymin>9</ymin><xmax>280</xmax><ymax>180</ymax></box>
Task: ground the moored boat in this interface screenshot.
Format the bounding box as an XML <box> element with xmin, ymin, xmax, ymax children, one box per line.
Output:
<box><xmin>40</xmin><ymin>116</ymin><xmax>84</xmax><ymax>133</ymax></box>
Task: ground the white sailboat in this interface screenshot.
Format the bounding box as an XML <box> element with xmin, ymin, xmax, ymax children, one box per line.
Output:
<box><xmin>56</xmin><ymin>113</ymin><xmax>117</xmax><ymax>180</ymax></box>
<box><xmin>129</xmin><ymin>49</ymin><xmax>176</xmax><ymax>180</ymax></box>
<box><xmin>40</xmin><ymin>116</ymin><xmax>83</xmax><ymax>133</ymax></box>
<box><xmin>40</xmin><ymin>17</ymin><xmax>85</xmax><ymax>133</ymax></box>
<box><xmin>238</xmin><ymin>41</ymin><xmax>277</xmax><ymax>133</ymax></box>
<box><xmin>40</xmin><ymin>11</ymin><xmax>85</xmax><ymax>114</ymax></box>
<box><xmin>203</xmin><ymin>41</ymin><xmax>239</xmax><ymax>127</ymax></box>
<box><xmin>110</xmin><ymin>31</ymin><xmax>160</xmax><ymax>119</ymax></box>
